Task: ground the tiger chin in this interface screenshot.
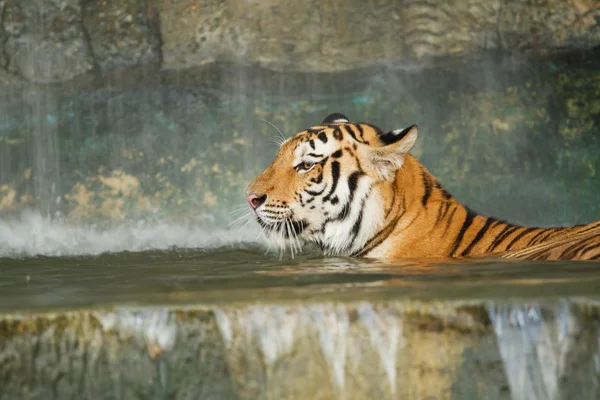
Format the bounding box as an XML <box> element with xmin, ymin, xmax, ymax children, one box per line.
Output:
<box><xmin>246</xmin><ymin>113</ymin><xmax>600</xmax><ymax>261</ymax></box>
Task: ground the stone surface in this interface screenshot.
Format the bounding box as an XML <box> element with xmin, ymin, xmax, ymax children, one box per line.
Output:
<box><xmin>82</xmin><ymin>0</ymin><xmax>161</xmax><ymax>72</ymax></box>
<box><xmin>157</xmin><ymin>0</ymin><xmax>600</xmax><ymax>72</ymax></box>
<box><xmin>0</xmin><ymin>0</ymin><xmax>599</xmax><ymax>81</ymax></box>
<box><xmin>498</xmin><ymin>0</ymin><xmax>600</xmax><ymax>53</ymax></box>
<box><xmin>2</xmin><ymin>52</ymin><xmax>600</xmax><ymax>226</ymax></box>
<box><xmin>0</xmin><ymin>1</ymin><xmax>7</xmax><ymax>69</ymax></box>
<box><xmin>157</xmin><ymin>0</ymin><xmax>248</xmax><ymax>68</ymax></box>
<box><xmin>2</xmin><ymin>0</ymin><xmax>94</xmax><ymax>83</ymax></box>
<box><xmin>0</xmin><ymin>300</ymin><xmax>598</xmax><ymax>399</ymax></box>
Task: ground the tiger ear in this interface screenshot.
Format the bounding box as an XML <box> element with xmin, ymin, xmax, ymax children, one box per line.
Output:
<box><xmin>321</xmin><ymin>113</ymin><xmax>350</xmax><ymax>124</ymax></box>
<box><xmin>369</xmin><ymin>125</ymin><xmax>418</xmax><ymax>180</ymax></box>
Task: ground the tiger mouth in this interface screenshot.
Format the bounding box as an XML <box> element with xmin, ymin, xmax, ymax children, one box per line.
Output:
<box><xmin>256</xmin><ymin>216</ymin><xmax>308</xmax><ymax>238</ymax></box>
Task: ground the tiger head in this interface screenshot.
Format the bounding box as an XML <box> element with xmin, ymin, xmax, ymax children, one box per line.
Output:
<box><xmin>245</xmin><ymin>113</ymin><xmax>418</xmax><ymax>256</ymax></box>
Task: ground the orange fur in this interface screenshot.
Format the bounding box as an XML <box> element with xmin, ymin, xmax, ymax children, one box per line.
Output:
<box><xmin>246</xmin><ymin>114</ymin><xmax>600</xmax><ymax>261</ymax></box>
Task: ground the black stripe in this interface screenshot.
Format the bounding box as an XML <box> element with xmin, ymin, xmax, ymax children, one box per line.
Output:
<box><xmin>443</xmin><ymin>206</ymin><xmax>458</xmax><ymax>236</ymax></box>
<box><xmin>505</xmin><ymin>227</ymin><xmax>538</xmax><ymax>250</ymax></box>
<box><xmin>487</xmin><ymin>224</ymin><xmax>519</xmax><ymax>252</ymax></box>
<box><xmin>350</xmin><ymin>205</ymin><xmax>364</xmax><ymax>241</ymax></box>
<box><xmin>529</xmin><ymin>228</ymin><xmax>559</xmax><ymax>246</ymax></box>
<box><xmin>355</xmin><ymin>123</ymin><xmax>364</xmax><ymax>136</ymax></box>
<box><xmin>421</xmin><ymin>169</ymin><xmax>432</xmax><ymax>206</ymax></box>
<box><xmin>449</xmin><ymin>208</ymin><xmax>477</xmax><ymax>256</ymax></box>
<box><xmin>350</xmin><ymin>124</ymin><xmax>369</xmax><ymax>144</ymax></box>
<box><xmin>436</xmin><ymin>201</ymin><xmax>449</xmax><ymax>224</ymax></box>
<box><xmin>527</xmin><ymin>229</ymin><xmax>550</xmax><ymax>246</ymax></box>
<box><xmin>319</xmin><ymin>170</ymin><xmax>363</xmax><ymax>233</ymax></box>
<box><xmin>349</xmin><ymin>195</ymin><xmax>370</xmax><ymax>251</ymax></box>
<box><xmin>310</xmin><ymin>173</ymin><xmax>323</xmax><ymax>184</ymax></box>
<box><xmin>337</xmin><ymin>203</ymin><xmax>351</xmax><ymax>220</ymax></box>
<box><xmin>305</xmin><ymin>187</ymin><xmax>326</xmax><ymax>196</ymax></box>
<box><xmin>342</xmin><ymin>125</ymin><xmax>359</xmax><ymax>142</ymax></box>
<box><xmin>434</xmin><ymin>181</ymin><xmax>452</xmax><ymax>200</ymax></box>
<box><xmin>354</xmin><ymin>215</ymin><xmax>399</xmax><ymax>257</ymax></box>
<box><xmin>354</xmin><ymin>187</ymin><xmax>403</xmax><ymax>257</ymax></box>
<box><xmin>562</xmin><ymin>240</ymin><xmax>590</xmax><ymax>260</ymax></box>
<box><xmin>581</xmin><ymin>242</ymin><xmax>600</xmax><ymax>257</ymax></box>
<box><xmin>566</xmin><ymin>236</ymin><xmax>600</xmax><ymax>259</ymax></box>
<box><xmin>309</xmin><ymin>140</ymin><xmax>315</xmax><ymax>150</ymax></box>
<box><xmin>347</xmin><ymin>171</ymin><xmax>361</xmax><ymax>194</ymax></box>
<box><xmin>291</xmin><ymin>220</ymin><xmax>308</xmax><ymax>235</ymax></box>
<box><xmin>322</xmin><ymin>161</ymin><xmax>340</xmax><ymax>202</ymax></box>
<box><xmin>460</xmin><ymin>217</ymin><xmax>495</xmax><ymax>256</ymax></box>
<box><xmin>317</xmin><ymin>131</ymin><xmax>328</xmax><ymax>143</ymax></box>
<box><xmin>332</xmin><ymin>150</ymin><xmax>343</xmax><ymax>158</ymax></box>
<box><xmin>306</xmin><ymin>153</ymin><xmax>323</xmax><ymax>158</ymax></box>
<box><xmin>591</xmin><ymin>254</ymin><xmax>600</xmax><ymax>260</ymax></box>
<box><xmin>574</xmin><ymin>221</ymin><xmax>600</xmax><ymax>235</ymax></box>
<box><xmin>337</xmin><ymin>171</ymin><xmax>362</xmax><ymax>220</ymax></box>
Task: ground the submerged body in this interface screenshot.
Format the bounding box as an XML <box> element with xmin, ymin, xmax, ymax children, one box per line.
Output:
<box><xmin>246</xmin><ymin>113</ymin><xmax>600</xmax><ymax>261</ymax></box>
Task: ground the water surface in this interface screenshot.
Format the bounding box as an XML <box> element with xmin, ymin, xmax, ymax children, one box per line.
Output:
<box><xmin>2</xmin><ymin>244</ymin><xmax>599</xmax><ymax>313</ymax></box>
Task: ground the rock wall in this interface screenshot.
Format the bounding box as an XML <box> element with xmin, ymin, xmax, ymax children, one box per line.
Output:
<box><xmin>0</xmin><ymin>0</ymin><xmax>599</xmax><ymax>82</ymax></box>
<box><xmin>0</xmin><ymin>0</ymin><xmax>599</xmax><ymax>226</ymax></box>
<box><xmin>1</xmin><ymin>301</ymin><xmax>599</xmax><ymax>399</ymax></box>
<box><xmin>2</xmin><ymin>54</ymin><xmax>600</xmax><ymax>226</ymax></box>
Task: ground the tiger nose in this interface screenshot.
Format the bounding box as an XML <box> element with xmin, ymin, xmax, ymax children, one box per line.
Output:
<box><xmin>247</xmin><ymin>193</ymin><xmax>267</xmax><ymax>209</ymax></box>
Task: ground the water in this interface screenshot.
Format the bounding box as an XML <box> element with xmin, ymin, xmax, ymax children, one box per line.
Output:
<box><xmin>2</xmin><ymin>240</ymin><xmax>600</xmax><ymax>313</ymax></box>
<box><xmin>0</xmin><ymin>211</ymin><xmax>258</xmax><ymax>258</ymax></box>
<box><xmin>1</xmin><ymin>246</ymin><xmax>600</xmax><ymax>308</ymax></box>
<box><xmin>1</xmin><ymin>242</ymin><xmax>600</xmax><ymax>399</ymax></box>
<box><xmin>0</xmin><ymin>179</ymin><xmax>599</xmax><ymax>398</ymax></box>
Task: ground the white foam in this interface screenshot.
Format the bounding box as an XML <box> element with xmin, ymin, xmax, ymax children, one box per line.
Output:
<box><xmin>0</xmin><ymin>211</ymin><xmax>261</xmax><ymax>257</ymax></box>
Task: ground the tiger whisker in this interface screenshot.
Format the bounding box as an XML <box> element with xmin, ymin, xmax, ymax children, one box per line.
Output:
<box><xmin>291</xmin><ymin>220</ymin><xmax>302</xmax><ymax>257</ymax></box>
<box><xmin>236</xmin><ymin>217</ymin><xmax>253</xmax><ymax>234</ymax></box>
<box><xmin>257</xmin><ymin>117</ymin><xmax>286</xmax><ymax>143</ymax></box>
<box><xmin>278</xmin><ymin>222</ymin><xmax>286</xmax><ymax>260</ymax></box>
<box><xmin>258</xmin><ymin>226</ymin><xmax>273</xmax><ymax>256</ymax></box>
<box><xmin>229</xmin><ymin>205</ymin><xmax>250</xmax><ymax>215</ymax></box>
<box><xmin>267</xmin><ymin>137</ymin><xmax>286</xmax><ymax>147</ymax></box>
<box><xmin>287</xmin><ymin>219</ymin><xmax>300</xmax><ymax>256</ymax></box>
<box><xmin>285</xmin><ymin>220</ymin><xmax>296</xmax><ymax>259</ymax></box>
<box><xmin>229</xmin><ymin>209</ymin><xmax>250</xmax><ymax>218</ymax></box>
<box><xmin>228</xmin><ymin>212</ymin><xmax>252</xmax><ymax>228</ymax></box>
<box><xmin>287</xmin><ymin>217</ymin><xmax>303</xmax><ymax>255</ymax></box>
<box><xmin>293</xmin><ymin>220</ymin><xmax>303</xmax><ymax>252</ymax></box>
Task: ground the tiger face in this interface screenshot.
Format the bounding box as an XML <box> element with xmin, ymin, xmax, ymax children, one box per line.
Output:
<box><xmin>246</xmin><ymin>113</ymin><xmax>418</xmax><ymax>256</ymax></box>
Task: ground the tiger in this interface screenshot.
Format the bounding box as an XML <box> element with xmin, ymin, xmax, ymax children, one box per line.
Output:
<box><xmin>245</xmin><ymin>113</ymin><xmax>600</xmax><ymax>261</ymax></box>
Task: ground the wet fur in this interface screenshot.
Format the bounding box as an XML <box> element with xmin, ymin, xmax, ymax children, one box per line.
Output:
<box><xmin>246</xmin><ymin>114</ymin><xmax>600</xmax><ymax>261</ymax></box>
